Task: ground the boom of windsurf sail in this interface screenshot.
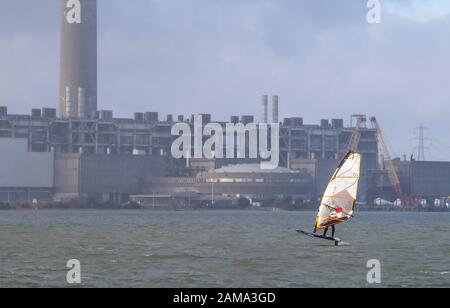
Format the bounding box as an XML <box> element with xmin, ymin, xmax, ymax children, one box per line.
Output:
<box><xmin>315</xmin><ymin>151</ymin><xmax>361</xmax><ymax>230</ymax></box>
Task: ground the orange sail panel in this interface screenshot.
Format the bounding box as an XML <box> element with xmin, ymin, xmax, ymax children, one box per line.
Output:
<box><xmin>315</xmin><ymin>152</ymin><xmax>362</xmax><ymax>229</ymax></box>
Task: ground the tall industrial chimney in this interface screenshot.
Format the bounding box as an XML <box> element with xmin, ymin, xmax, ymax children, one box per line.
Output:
<box><xmin>60</xmin><ymin>0</ymin><xmax>97</xmax><ymax>118</ymax></box>
<box><xmin>272</xmin><ymin>95</ymin><xmax>279</xmax><ymax>123</ymax></box>
<box><xmin>261</xmin><ymin>95</ymin><xmax>268</xmax><ymax>124</ymax></box>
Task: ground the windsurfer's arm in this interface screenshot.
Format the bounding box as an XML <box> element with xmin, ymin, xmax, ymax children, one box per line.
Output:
<box><xmin>324</xmin><ymin>205</ymin><xmax>354</xmax><ymax>218</ymax></box>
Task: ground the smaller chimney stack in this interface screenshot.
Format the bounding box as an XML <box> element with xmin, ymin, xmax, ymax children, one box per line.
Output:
<box><xmin>287</xmin><ymin>151</ymin><xmax>292</xmax><ymax>169</ymax></box>
<box><xmin>78</xmin><ymin>87</ymin><xmax>86</xmax><ymax>118</ymax></box>
<box><xmin>65</xmin><ymin>87</ymin><xmax>75</xmax><ymax>118</ymax></box>
<box><xmin>261</xmin><ymin>95</ymin><xmax>268</xmax><ymax>124</ymax></box>
<box><xmin>272</xmin><ymin>95</ymin><xmax>279</xmax><ymax>123</ymax></box>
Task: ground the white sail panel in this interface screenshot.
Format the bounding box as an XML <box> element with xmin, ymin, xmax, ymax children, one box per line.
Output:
<box><xmin>315</xmin><ymin>152</ymin><xmax>361</xmax><ymax>229</ymax></box>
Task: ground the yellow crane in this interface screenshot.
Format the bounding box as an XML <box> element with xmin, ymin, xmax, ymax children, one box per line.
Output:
<box><xmin>370</xmin><ymin>117</ymin><xmax>405</xmax><ymax>204</ymax></box>
<box><xmin>347</xmin><ymin>116</ymin><xmax>367</xmax><ymax>153</ymax></box>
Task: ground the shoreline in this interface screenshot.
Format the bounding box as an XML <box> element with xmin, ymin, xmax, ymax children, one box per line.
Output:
<box><xmin>0</xmin><ymin>202</ymin><xmax>449</xmax><ymax>213</ymax></box>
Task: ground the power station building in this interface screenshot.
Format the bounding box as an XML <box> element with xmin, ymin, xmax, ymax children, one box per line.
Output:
<box><xmin>1</xmin><ymin>0</ymin><xmax>448</xmax><ymax>206</ymax></box>
<box><xmin>2</xmin><ymin>106</ymin><xmax>448</xmax><ymax>204</ymax></box>
<box><xmin>0</xmin><ymin>107</ymin><xmax>379</xmax><ymax>202</ymax></box>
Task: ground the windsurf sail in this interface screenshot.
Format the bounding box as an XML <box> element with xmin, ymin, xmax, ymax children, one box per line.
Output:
<box><xmin>315</xmin><ymin>151</ymin><xmax>362</xmax><ymax>229</ymax></box>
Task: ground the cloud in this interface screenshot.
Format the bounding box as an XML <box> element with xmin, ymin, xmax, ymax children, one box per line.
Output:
<box><xmin>385</xmin><ymin>0</ymin><xmax>450</xmax><ymax>23</ymax></box>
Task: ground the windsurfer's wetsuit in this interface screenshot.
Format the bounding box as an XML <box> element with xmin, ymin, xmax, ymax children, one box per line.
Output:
<box><xmin>323</xmin><ymin>225</ymin><xmax>335</xmax><ymax>238</ymax></box>
<box><xmin>313</xmin><ymin>224</ymin><xmax>335</xmax><ymax>238</ymax></box>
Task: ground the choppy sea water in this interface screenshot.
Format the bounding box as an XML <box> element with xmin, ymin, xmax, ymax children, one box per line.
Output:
<box><xmin>0</xmin><ymin>210</ymin><xmax>449</xmax><ymax>288</ymax></box>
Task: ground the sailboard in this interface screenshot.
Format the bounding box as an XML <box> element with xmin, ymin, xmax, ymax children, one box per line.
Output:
<box><xmin>295</xmin><ymin>229</ymin><xmax>349</xmax><ymax>246</ymax></box>
<box><xmin>296</xmin><ymin>230</ymin><xmax>339</xmax><ymax>242</ymax></box>
<box><xmin>297</xmin><ymin>151</ymin><xmax>361</xmax><ymax>245</ymax></box>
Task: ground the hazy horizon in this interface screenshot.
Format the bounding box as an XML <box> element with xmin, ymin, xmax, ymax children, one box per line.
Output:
<box><xmin>1</xmin><ymin>0</ymin><xmax>449</xmax><ymax>160</ymax></box>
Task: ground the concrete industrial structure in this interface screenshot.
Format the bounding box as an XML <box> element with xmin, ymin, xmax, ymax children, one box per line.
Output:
<box><xmin>0</xmin><ymin>106</ymin><xmax>378</xmax><ymax>166</ymax></box>
<box><xmin>394</xmin><ymin>160</ymin><xmax>450</xmax><ymax>199</ymax></box>
<box><xmin>0</xmin><ymin>107</ymin><xmax>172</xmax><ymax>155</ymax></box>
<box><xmin>0</xmin><ymin>138</ymin><xmax>53</xmax><ymax>202</ymax></box>
<box><xmin>145</xmin><ymin>164</ymin><xmax>314</xmax><ymax>200</ymax></box>
<box><xmin>201</xmin><ymin>164</ymin><xmax>312</xmax><ymax>199</ymax></box>
<box><xmin>1</xmin><ymin>111</ymin><xmax>448</xmax><ymax>205</ymax></box>
<box><xmin>0</xmin><ymin>106</ymin><xmax>381</xmax><ymax>203</ymax></box>
<box><xmin>54</xmin><ymin>153</ymin><xmax>165</xmax><ymax>201</ymax></box>
<box><xmin>60</xmin><ymin>0</ymin><xmax>97</xmax><ymax>118</ymax></box>
<box><xmin>1</xmin><ymin>0</ymin><xmax>449</xmax><ymax>207</ymax></box>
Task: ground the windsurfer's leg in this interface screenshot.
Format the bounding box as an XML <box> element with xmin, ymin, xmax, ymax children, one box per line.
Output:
<box><xmin>332</xmin><ymin>225</ymin><xmax>336</xmax><ymax>238</ymax></box>
<box><xmin>323</xmin><ymin>227</ymin><xmax>328</xmax><ymax>236</ymax></box>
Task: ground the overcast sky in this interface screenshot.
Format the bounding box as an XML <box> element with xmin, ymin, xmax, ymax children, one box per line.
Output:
<box><xmin>1</xmin><ymin>0</ymin><xmax>450</xmax><ymax>160</ymax></box>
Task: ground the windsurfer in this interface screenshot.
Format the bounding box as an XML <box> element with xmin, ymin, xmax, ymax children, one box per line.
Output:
<box><xmin>300</xmin><ymin>152</ymin><xmax>361</xmax><ymax>246</ymax></box>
